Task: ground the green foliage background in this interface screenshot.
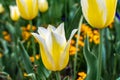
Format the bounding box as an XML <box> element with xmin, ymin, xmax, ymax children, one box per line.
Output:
<box><xmin>0</xmin><ymin>0</ymin><xmax>120</xmax><ymax>80</ymax></box>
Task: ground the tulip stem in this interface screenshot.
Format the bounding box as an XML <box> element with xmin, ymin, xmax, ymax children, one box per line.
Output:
<box><xmin>55</xmin><ymin>71</ymin><xmax>61</xmax><ymax>80</ymax></box>
<box><xmin>97</xmin><ymin>29</ymin><xmax>103</xmax><ymax>80</ymax></box>
<box><xmin>73</xmin><ymin>16</ymin><xmax>83</xmax><ymax>80</ymax></box>
<box><xmin>29</xmin><ymin>20</ymin><xmax>36</xmax><ymax>61</ymax></box>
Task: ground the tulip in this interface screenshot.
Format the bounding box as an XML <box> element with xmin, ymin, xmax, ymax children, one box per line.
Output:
<box><xmin>16</xmin><ymin>0</ymin><xmax>38</xmax><ymax>20</ymax></box>
<box><xmin>38</xmin><ymin>0</ymin><xmax>48</xmax><ymax>13</ymax></box>
<box><xmin>9</xmin><ymin>5</ymin><xmax>20</xmax><ymax>21</ymax></box>
<box><xmin>32</xmin><ymin>23</ymin><xmax>77</xmax><ymax>71</ymax></box>
<box><xmin>81</xmin><ymin>0</ymin><xmax>117</xmax><ymax>29</ymax></box>
<box><xmin>0</xmin><ymin>4</ymin><xmax>4</xmax><ymax>13</ymax></box>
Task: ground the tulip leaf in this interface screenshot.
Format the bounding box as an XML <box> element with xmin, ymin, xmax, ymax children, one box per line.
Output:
<box><xmin>83</xmin><ymin>36</ymin><xmax>98</xmax><ymax>80</ymax></box>
<box><xmin>37</xmin><ymin>58</ymin><xmax>51</xmax><ymax>79</ymax></box>
<box><xmin>18</xmin><ymin>41</ymin><xmax>34</xmax><ymax>73</ymax></box>
<box><xmin>63</xmin><ymin>76</ymin><xmax>70</xmax><ymax>80</ymax></box>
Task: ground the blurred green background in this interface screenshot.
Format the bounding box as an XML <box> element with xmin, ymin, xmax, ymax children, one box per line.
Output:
<box><xmin>0</xmin><ymin>0</ymin><xmax>120</xmax><ymax>80</ymax></box>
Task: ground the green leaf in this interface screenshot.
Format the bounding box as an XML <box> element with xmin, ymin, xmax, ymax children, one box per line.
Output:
<box><xmin>83</xmin><ymin>36</ymin><xmax>98</xmax><ymax>80</ymax></box>
<box><xmin>37</xmin><ymin>58</ymin><xmax>51</xmax><ymax>79</ymax></box>
<box><xmin>18</xmin><ymin>41</ymin><xmax>33</xmax><ymax>73</ymax></box>
<box><xmin>63</xmin><ymin>76</ymin><xmax>70</xmax><ymax>80</ymax></box>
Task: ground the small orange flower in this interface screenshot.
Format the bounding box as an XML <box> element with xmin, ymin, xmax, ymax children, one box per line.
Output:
<box><xmin>69</xmin><ymin>46</ymin><xmax>77</xmax><ymax>55</ymax></box>
<box><xmin>77</xmin><ymin>72</ymin><xmax>86</xmax><ymax>80</ymax></box>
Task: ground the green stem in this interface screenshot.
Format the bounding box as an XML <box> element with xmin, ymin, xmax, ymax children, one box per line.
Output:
<box><xmin>29</xmin><ymin>20</ymin><xmax>36</xmax><ymax>62</ymax></box>
<box><xmin>73</xmin><ymin>16</ymin><xmax>83</xmax><ymax>80</ymax></box>
<box><xmin>97</xmin><ymin>29</ymin><xmax>103</xmax><ymax>80</ymax></box>
<box><xmin>55</xmin><ymin>71</ymin><xmax>61</xmax><ymax>80</ymax></box>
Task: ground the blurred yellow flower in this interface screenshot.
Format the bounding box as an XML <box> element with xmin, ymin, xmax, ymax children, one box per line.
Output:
<box><xmin>23</xmin><ymin>72</ymin><xmax>28</xmax><ymax>77</ymax></box>
<box><xmin>2</xmin><ymin>31</ymin><xmax>11</xmax><ymax>42</ymax></box>
<box><xmin>30</xmin><ymin>54</ymin><xmax>40</xmax><ymax>62</ymax></box>
<box><xmin>0</xmin><ymin>4</ymin><xmax>4</xmax><ymax>13</ymax></box>
<box><xmin>38</xmin><ymin>0</ymin><xmax>48</xmax><ymax>13</ymax></box>
<box><xmin>32</xmin><ymin>23</ymin><xmax>77</xmax><ymax>71</ymax></box>
<box><xmin>81</xmin><ymin>0</ymin><xmax>117</xmax><ymax>28</ymax></box>
<box><xmin>69</xmin><ymin>24</ymin><xmax>101</xmax><ymax>55</ymax></box>
<box><xmin>21</xmin><ymin>24</ymin><xmax>37</xmax><ymax>41</ymax></box>
<box><xmin>9</xmin><ymin>5</ymin><xmax>20</xmax><ymax>21</ymax></box>
<box><xmin>77</xmin><ymin>72</ymin><xmax>86</xmax><ymax>80</ymax></box>
<box><xmin>16</xmin><ymin>0</ymin><xmax>38</xmax><ymax>20</ymax></box>
<box><xmin>69</xmin><ymin>46</ymin><xmax>77</xmax><ymax>55</ymax></box>
<box><xmin>0</xmin><ymin>53</ymin><xmax>3</xmax><ymax>58</ymax></box>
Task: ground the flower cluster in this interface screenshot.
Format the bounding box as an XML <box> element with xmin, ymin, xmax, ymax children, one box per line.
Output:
<box><xmin>29</xmin><ymin>54</ymin><xmax>40</xmax><ymax>63</ymax></box>
<box><xmin>69</xmin><ymin>24</ymin><xmax>100</xmax><ymax>55</ymax></box>
<box><xmin>2</xmin><ymin>31</ymin><xmax>11</xmax><ymax>42</ymax></box>
<box><xmin>21</xmin><ymin>24</ymin><xmax>37</xmax><ymax>41</ymax></box>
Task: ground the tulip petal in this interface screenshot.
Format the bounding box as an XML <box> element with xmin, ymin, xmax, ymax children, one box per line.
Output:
<box><xmin>31</xmin><ymin>33</ymin><xmax>54</xmax><ymax>70</ymax></box>
<box><xmin>16</xmin><ymin>0</ymin><xmax>38</xmax><ymax>20</ymax></box>
<box><xmin>55</xmin><ymin>23</ymin><xmax>65</xmax><ymax>36</ymax></box>
<box><xmin>46</xmin><ymin>31</ymin><xmax>66</xmax><ymax>71</ymax></box>
<box><xmin>68</xmin><ymin>29</ymin><xmax>77</xmax><ymax>42</ymax></box>
<box><xmin>104</xmin><ymin>0</ymin><xmax>117</xmax><ymax>26</ymax></box>
<box><xmin>81</xmin><ymin>0</ymin><xmax>106</xmax><ymax>28</ymax></box>
<box><xmin>59</xmin><ymin>42</ymin><xmax>70</xmax><ymax>71</ymax></box>
<box><xmin>55</xmin><ymin>23</ymin><xmax>66</xmax><ymax>41</ymax></box>
<box><xmin>47</xmin><ymin>25</ymin><xmax>56</xmax><ymax>31</ymax></box>
<box><xmin>38</xmin><ymin>27</ymin><xmax>49</xmax><ymax>39</ymax></box>
<box><xmin>59</xmin><ymin>29</ymin><xmax>77</xmax><ymax>70</ymax></box>
<box><xmin>16</xmin><ymin>0</ymin><xmax>28</xmax><ymax>19</ymax></box>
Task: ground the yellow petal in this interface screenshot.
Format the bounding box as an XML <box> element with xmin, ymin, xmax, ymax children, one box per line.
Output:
<box><xmin>16</xmin><ymin>0</ymin><xmax>38</xmax><ymax>20</ymax></box>
<box><xmin>84</xmin><ymin>0</ymin><xmax>105</xmax><ymax>28</ymax></box>
<box><xmin>31</xmin><ymin>33</ymin><xmax>54</xmax><ymax>70</ymax></box>
<box><xmin>9</xmin><ymin>6</ymin><xmax>20</xmax><ymax>21</ymax></box>
<box><xmin>104</xmin><ymin>0</ymin><xmax>117</xmax><ymax>26</ymax></box>
<box><xmin>81</xmin><ymin>0</ymin><xmax>117</xmax><ymax>28</ymax></box>
<box><xmin>38</xmin><ymin>0</ymin><xmax>48</xmax><ymax>13</ymax></box>
<box><xmin>49</xmin><ymin>31</ymin><xmax>66</xmax><ymax>71</ymax></box>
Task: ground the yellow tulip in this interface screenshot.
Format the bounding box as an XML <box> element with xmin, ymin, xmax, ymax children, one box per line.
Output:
<box><xmin>81</xmin><ymin>0</ymin><xmax>117</xmax><ymax>29</ymax></box>
<box><xmin>16</xmin><ymin>0</ymin><xmax>38</xmax><ymax>20</ymax></box>
<box><xmin>32</xmin><ymin>23</ymin><xmax>77</xmax><ymax>71</ymax></box>
<box><xmin>0</xmin><ymin>4</ymin><xmax>4</xmax><ymax>13</ymax></box>
<box><xmin>9</xmin><ymin>5</ymin><xmax>20</xmax><ymax>21</ymax></box>
<box><xmin>38</xmin><ymin>0</ymin><xmax>48</xmax><ymax>13</ymax></box>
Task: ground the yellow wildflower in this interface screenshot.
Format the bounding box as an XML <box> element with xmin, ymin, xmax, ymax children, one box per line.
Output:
<box><xmin>77</xmin><ymin>72</ymin><xmax>86</xmax><ymax>80</ymax></box>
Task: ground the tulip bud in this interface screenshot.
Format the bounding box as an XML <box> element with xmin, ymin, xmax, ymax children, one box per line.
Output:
<box><xmin>81</xmin><ymin>0</ymin><xmax>117</xmax><ymax>29</ymax></box>
<box><xmin>9</xmin><ymin>5</ymin><xmax>20</xmax><ymax>21</ymax></box>
<box><xmin>32</xmin><ymin>23</ymin><xmax>77</xmax><ymax>71</ymax></box>
<box><xmin>16</xmin><ymin>0</ymin><xmax>38</xmax><ymax>20</ymax></box>
<box><xmin>0</xmin><ymin>4</ymin><xmax>4</xmax><ymax>13</ymax></box>
<box><xmin>38</xmin><ymin>0</ymin><xmax>48</xmax><ymax>13</ymax></box>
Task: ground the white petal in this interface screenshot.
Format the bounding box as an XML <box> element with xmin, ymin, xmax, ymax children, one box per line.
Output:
<box><xmin>55</xmin><ymin>23</ymin><xmax>66</xmax><ymax>41</ymax></box>
<box><xmin>52</xmin><ymin>31</ymin><xmax>66</xmax><ymax>46</ymax></box>
<box><xmin>59</xmin><ymin>29</ymin><xmax>77</xmax><ymax>67</ymax></box>
<box><xmin>31</xmin><ymin>33</ymin><xmax>54</xmax><ymax>64</ymax></box>
<box><xmin>38</xmin><ymin>27</ymin><xmax>49</xmax><ymax>39</ymax></box>
<box><xmin>81</xmin><ymin>0</ymin><xmax>89</xmax><ymax>21</ymax></box>
<box><xmin>45</xmin><ymin>31</ymin><xmax>66</xmax><ymax>54</ymax></box>
<box><xmin>47</xmin><ymin>25</ymin><xmax>56</xmax><ymax>31</ymax></box>
<box><xmin>55</xmin><ymin>23</ymin><xmax>65</xmax><ymax>36</ymax></box>
<box><xmin>68</xmin><ymin>29</ymin><xmax>77</xmax><ymax>42</ymax></box>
